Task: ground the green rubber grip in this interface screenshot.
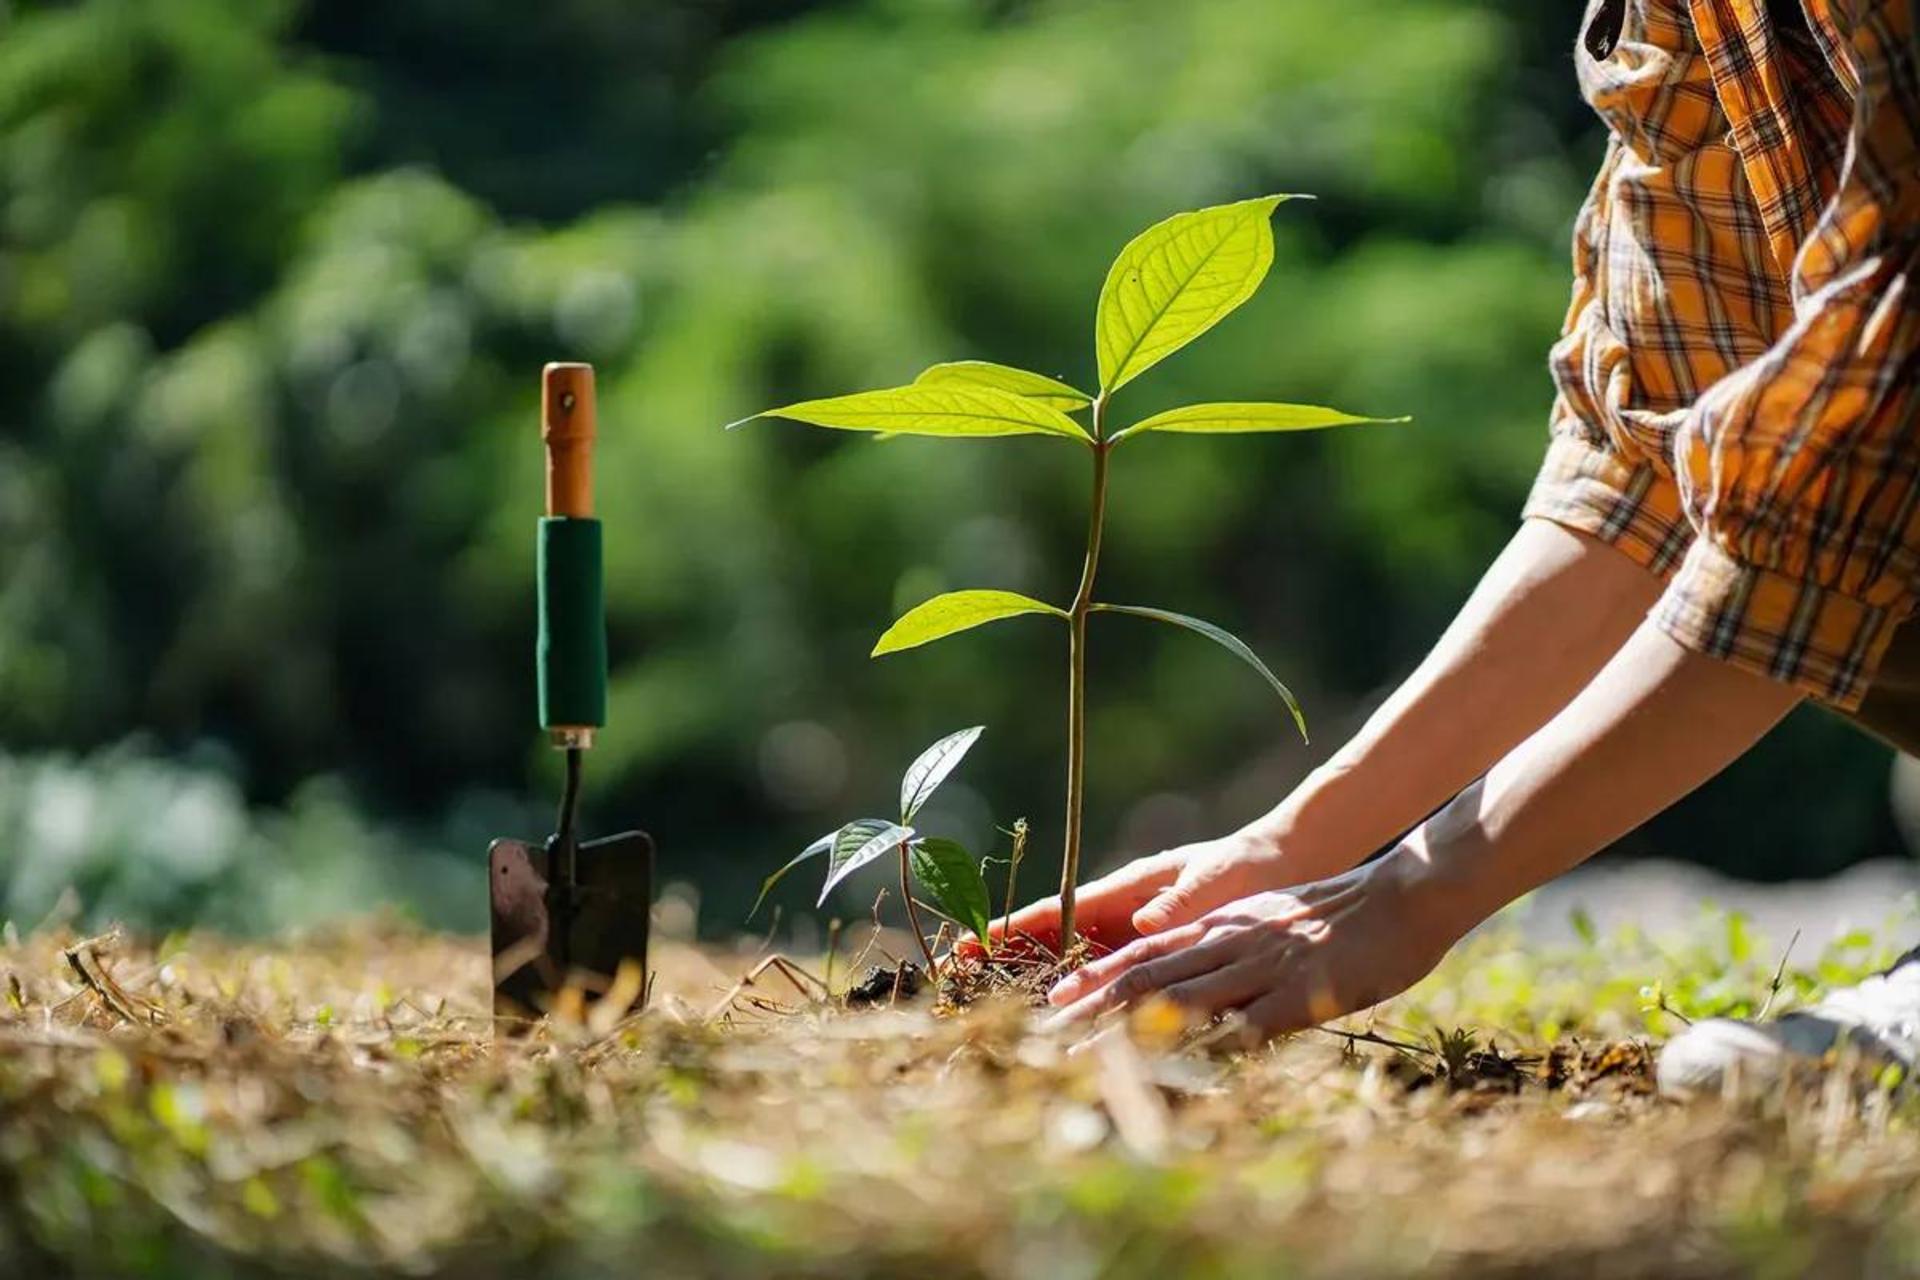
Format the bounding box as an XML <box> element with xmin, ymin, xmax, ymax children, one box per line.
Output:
<box><xmin>537</xmin><ymin>516</ymin><xmax>607</xmax><ymax>729</ymax></box>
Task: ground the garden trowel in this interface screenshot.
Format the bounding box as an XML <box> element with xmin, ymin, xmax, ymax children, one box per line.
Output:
<box><xmin>489</xmin><ymin>362</ymin><xmax>655</xmax><ymax>1027</ymax></box>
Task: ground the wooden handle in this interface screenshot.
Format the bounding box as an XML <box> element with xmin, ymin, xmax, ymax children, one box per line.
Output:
<box><xmin>542</xmin><ymin>362</ymin><xmax>596</xmax><ymax>518</ymax></box>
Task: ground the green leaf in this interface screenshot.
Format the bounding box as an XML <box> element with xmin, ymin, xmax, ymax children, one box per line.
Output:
<box><xmin>751</xmin><ymin>828</ymin><xmax>838</xmax><ymax>919</ymax></box>
<box><xmin>1110</xmin><ymin>401</ymin><xmax>1409</xmax><ymax>444</ymax></box>
<box><xmin>910</xmin><ymin>837</ymin><xmax>993</xmax><ymax>947</ymax></box>
<box><xmin>729</xmin><ymin>385</ymin><xmax>1091</xmax><ymax>442</ymax></box>
<box><xmin>872</xmin><ymin>589</ymin><xmax>1067</xmax><ymax>657</ymax></box>
<box><xmin>1092</xmin><ymin>603</ymin><xmax>1308</xmax><ymax>742</ymax></box>
<box><xmin>900</xmin><ymin>725</ymin><xmax>984</xmax><ymax>823</ymax></box>
<box><xmin>1570</xmin><ymin>907</ymin><xmax>1598</xmax><ymax>948</ymax></box>
<box><xmin>819</xmin><ymin>819</ymin><xmax>916</xmax><ymax>906</ymax></box>
<box><xmin>913</xmin><ymin>361</ymin><xmax>1092</xmax><ymax>411</ymax></box>
<box><xmin>1094</xmin><ymin>194</ymin><xmax>1307</xmax><ymax>395</ymax></box>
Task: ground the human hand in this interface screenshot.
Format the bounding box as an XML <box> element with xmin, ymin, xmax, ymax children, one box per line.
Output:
<box><xmin>1041</xmin><ymin>849</ymin><xmax>1457</xmax><ymax>1040</ymax></box>
<box><xmin>961</xmin><ymin>828</ymin><xmax>1294</xmax><ymax>959</ymax></box>
<box><xmin>958</xmin><ymin>848</ymin><xmax>1184</xmax><ymax>960</ymax></box>
<box><xmin>1125</xmin><ymin>828</ymin><xmax>1299</xmax><ymax>935</ymax></box>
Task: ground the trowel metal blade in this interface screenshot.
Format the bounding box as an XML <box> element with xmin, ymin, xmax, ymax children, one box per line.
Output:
<box><xmin>489</xmin><ymin>830</ymin><xmax>655</xmax><ymax>1025</ymax></box>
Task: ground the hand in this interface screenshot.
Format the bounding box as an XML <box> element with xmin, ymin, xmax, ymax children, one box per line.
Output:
<box><xmin>1041</xmin><ymin>848</ymin><xmax>1457</xmax><ymax>1041</ymax></box>
<box><xmin>1126</xmin><ymin>828</ymin><xmax>1298</xmax><ymax>934</ymax></box>
<box><xmin>962</xmin><ymin>828</ymin><xmax>1293</xmax><ymax>959</ymax></box>
<box><xmin>959</xmin><ymin>849</ymin><xmax>1183</xmax><ymax>960</ymax></box>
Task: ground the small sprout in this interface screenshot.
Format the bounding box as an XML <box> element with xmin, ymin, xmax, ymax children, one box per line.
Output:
<box><xmin>1430</xmin><ymin>1026</ymin><xmax>1479</xmax><ymax>1079</ymax></box>
<box><xmin>754</xmin><ymin>728</ymin><xmax>994</xmax><ymax>971</ymax></box>
<box><xmin>1639</xmin><ymin>980</ymin><xmax>1694</xmax><ymax>1028</ymax></box>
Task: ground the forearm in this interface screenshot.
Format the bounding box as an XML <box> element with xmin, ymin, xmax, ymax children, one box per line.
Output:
<box><xmin>1409</xmin><ymin>619</ymin><xmax>1801</xmax><ymax>932</ymax></box>
<box><xmin>1245</xmin><ymin>518</ymin><xmax>1662</xmax><ymax>876</ymax></box>
<box><xmin>1050</xmin><ymin>620</ymin><xmax>1806</xmax><ymax>1038</ymax></box>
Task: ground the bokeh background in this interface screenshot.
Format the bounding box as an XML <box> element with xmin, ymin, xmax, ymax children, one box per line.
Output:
<box><xmin>0</xmin><ymin>0</ymin><xmax>1906</xmax><ymax>939</ymax></box>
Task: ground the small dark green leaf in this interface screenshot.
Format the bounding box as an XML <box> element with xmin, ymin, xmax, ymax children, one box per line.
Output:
<box><xmin>910</xmin><ymin>837</ymin><xmax>993</xmax><ymax>946</ymax></box>
<box><xmin>900</xmin><ymin>726</ymin><xmax>984</xmax><ymax>823</ymax></box>
<box><xmin>1092</xmin><ymin>603</ymin><xmax>1307</xmax><ymax>742</ymax></box>
<box><xmin>819</xmin><ymin>818</ymin><xmax>915</xmax><ymax>906</ymax></box>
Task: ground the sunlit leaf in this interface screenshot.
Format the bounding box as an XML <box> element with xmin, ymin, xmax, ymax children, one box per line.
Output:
<box><xmin>1092</xmin><ymin>603</ymin><xmax>1307</xmax><ymax>742</ymax></box>
<box><xmin>1110</xmin><ymin>401</ymin><xmax>1408</xmax><ymax>444</ymax></box>
<box><xmin>819</xmin><ymin>819</ymin><xmax>915</xmax><ymax>905</ymax></box>
<box><xmin>728</xmin><ymin>385</ymin><xmax>1091</xmax><ymax>441</ymax></box>
<box><xmin>913</xmin><ymin>361</ymin><xmax>1092</xmax><ymax>411</ymax></box>
<box><xmin>751</xmin><ymin>828</ymin><xmax>838</xmax><ymax>918</ymax></box>
<box><xmin>1094</xmin><ymin>195</ymin><xmax>1306</xmax><ymax>395</ymax></box>
<box><xmin>872</xmin><ymin>589</ymin><xmax>1066</xmax><ymax>657</ymax></box>
<box><xmin>910</xmin><ymin>837</ymin><xmax>993</xmax><ymax>946</ymax></box>
<box><xmin>899</xmin><ymin>725</ymin><xmax>984</xmax><ymax>823</ymax></box>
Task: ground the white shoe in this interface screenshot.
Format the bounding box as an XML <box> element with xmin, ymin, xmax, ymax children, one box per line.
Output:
<box><xmin>1657</xmin><ymin>948</ymin><xmax>1920</xmax><ymax>1097</ymax></box>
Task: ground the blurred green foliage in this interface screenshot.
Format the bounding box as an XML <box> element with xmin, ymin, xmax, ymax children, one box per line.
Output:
<box><xmin>0</xmin><ymin>740</ymin><xmax>482</xmax><ymax>932</ymax></box>
<box><xmin>0</xmin><ymin>0</ymin><xmax>1902</xmax><ymax>932</ymax></box>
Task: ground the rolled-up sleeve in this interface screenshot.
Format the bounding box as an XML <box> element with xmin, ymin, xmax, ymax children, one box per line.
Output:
<box><xmin>1656</xmin><ymin>0</ymin><xmax>1920</xmax><ymax>710</ymax></box>
<box><xmin>1525</xmin><ymin>137</ymin><xmax>1697</xmax><ymax>579</ymax></box>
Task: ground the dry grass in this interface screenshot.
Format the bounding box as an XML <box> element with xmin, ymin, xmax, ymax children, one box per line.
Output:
<box><xmin>1</xmin><ymin>912</ymin><xmax>1918</xmax><ymax>1278</ymax></box>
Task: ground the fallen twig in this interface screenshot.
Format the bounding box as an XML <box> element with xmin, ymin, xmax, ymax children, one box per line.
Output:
<box><xmin>62</xmin><ymin>932</ymin><xmax>166</xmax><ymax>1027</ymax></box>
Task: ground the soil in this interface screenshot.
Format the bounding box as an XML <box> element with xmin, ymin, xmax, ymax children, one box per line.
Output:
<box><xmin>0</xmin><ymin>914</ymin><xmax>1915</xmax><ymax>1278</ymax></box>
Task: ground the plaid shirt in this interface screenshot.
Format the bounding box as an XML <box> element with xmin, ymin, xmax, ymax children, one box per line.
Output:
<box><xmin>1525</xmin><ymin>0</ymin><xmax>1920</xmax><ymax>709</ymax></box>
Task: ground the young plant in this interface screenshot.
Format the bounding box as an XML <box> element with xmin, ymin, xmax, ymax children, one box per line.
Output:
<box><xmin>732</xmin><ymin>195</ymin><xmax>1407</xmax><ymax>949</ymax></box>
<box><xmin>754</xmin><ymin>726</ymin><xmax>996</xmax><ymax>974</ymax></box>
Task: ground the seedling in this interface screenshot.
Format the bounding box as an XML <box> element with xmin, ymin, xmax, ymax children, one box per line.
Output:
<box><xmin>754</xmin><ymin>726</ymin><xmax>996</xmax><ymax>976</ymax></box>
<box><xmin>733</xmin><ymin>195</ymin><xmax>1407</xmax><ymax>948</ymax></box>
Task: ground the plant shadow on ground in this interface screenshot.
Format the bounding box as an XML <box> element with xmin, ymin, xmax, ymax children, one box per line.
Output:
<box><xmin>0</xmin><ymin>905</ymin><xmax>1917</xmax><ymax>1279</ymax></box>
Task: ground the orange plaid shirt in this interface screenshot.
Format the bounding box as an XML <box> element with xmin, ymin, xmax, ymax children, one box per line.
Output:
<box><xmin>1526</xmin><ymin>0</ymin><xmax>1920</xmax><ymax>709</ymax></box>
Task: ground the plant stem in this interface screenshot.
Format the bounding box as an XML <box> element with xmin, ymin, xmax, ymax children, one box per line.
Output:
<box><xmin>1059</xmin><ymin>404</ymin><xmax>1114</xmax><ymax>951</ymax></box>
<box><xmin>824</xmin><ymin>917</ymin><xmax>841</xmax><ymax>995</ymax></box>
<box><xmin>999</xmin><ymin>818</ymin><xmax>1028</xmax><ymax>955</ymax></box>
<box><xmin>899</xmin><ymin>844</ymin><xmax>939</xmax><ymax>978</ymax></box>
